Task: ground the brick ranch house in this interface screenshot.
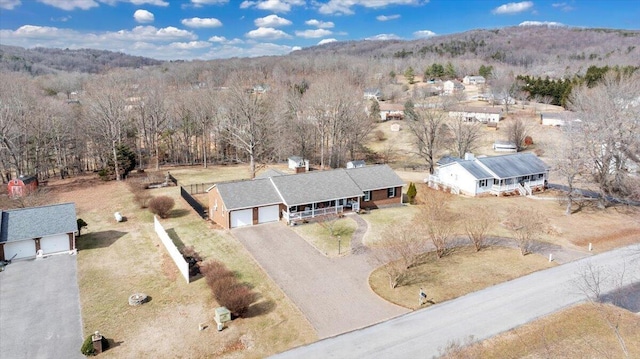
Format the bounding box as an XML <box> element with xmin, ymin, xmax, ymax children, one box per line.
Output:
<box><xmin>1</xmin><ymin>203</ymin><xmax>78</xmax><ymax>261</ymax></box>
<box><xmin>207</xmin><ymin>164</ymin><xmax>405</xmax><ymax>229</ymax></box>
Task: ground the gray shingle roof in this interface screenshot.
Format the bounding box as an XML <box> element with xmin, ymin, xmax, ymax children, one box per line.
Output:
<box><xmin>271</xmin><ymin>169</ymin><xmax>364</xmax><ymax>206</ymax></box>
<box><xmin>458</xmin><ymin>161</ymin><xmax>493</xmax><ymax>180</ymax></box>
<box><xmin>477</xmin><ymin>153</ymin><xmax>549</xmax><ymax>178</ymax></box>
<box><xmin>215</xmin><ymin>178</ymin><xmax>283</xmax><ymax>211</ymax></box>
<box><xmin>0</xmin><ymin>203</ymin><xmax>77</xmax><ymax>243</ymax></box>
<box><xmin>255</xmin><ymin>169</ymin><xmax>285</xmax><ymax>179</ymax></box>
<box><xmin>345</xmin><ymin>164</ymin><xmax>405</xmax><ymax>191</ymax></box>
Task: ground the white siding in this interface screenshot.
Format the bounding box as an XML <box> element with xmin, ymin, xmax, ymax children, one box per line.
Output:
<box><xmin>436</xmin><ymin>164</ymin><xmax>479</xmax><ymax>196</ymax></box>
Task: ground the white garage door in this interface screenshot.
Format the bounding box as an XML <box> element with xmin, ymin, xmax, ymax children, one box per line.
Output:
<box><xmin>258</xmin><ymin>205</ymin><xmax>279</xmax><ymax>224</ymax></box>
<box><xmin>230</xmin><ymin>209</ymin><xmax>253</xmax><ymax>228</ymax></box>
<box><xmin>4</xmin><ymin>240</ymin><xmax>36</xmax><ymax>261</ymax></box>
<box><xmin>40</xmin><ymin>234</ymin><xmax>70</xmax><ymax>254</ymax></box>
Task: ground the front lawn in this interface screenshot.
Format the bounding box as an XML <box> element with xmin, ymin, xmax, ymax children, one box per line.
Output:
<box><xmin>291</xmin><ymin>217</ymin><xmax>357</xmax><ymax>257</ymax></box>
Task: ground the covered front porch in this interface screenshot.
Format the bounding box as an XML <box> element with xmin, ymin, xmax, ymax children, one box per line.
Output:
<box><xmin>283</xmin><ymin>197</ymin><xmax>361</xmax><ymax>224</ymax></box>
<box><xmin>490</xmin><ymin>176</ymin><xmax>546</xmax><ymax>196</ymax></box>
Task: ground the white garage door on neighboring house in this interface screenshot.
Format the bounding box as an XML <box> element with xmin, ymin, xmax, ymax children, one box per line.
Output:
<box><xmin>40</xmin><ymin>234</ymin><xmax>70</xmax><ymax>255</ymax></box>
<box><xmin>258</xmin><ymin>205</ymin><xmax>279</xmax><ymax>224</ymax></box>
<box><xmin>4</xmin><ymin>240</ymin><xmax>36</xmax><ymax>261</ymax></box>
<box><xmin>230</xmin><ymin>208</ymin><xmax>253</xmax><ymax>228</ymax></box>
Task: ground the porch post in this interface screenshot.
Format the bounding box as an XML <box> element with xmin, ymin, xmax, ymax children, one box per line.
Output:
<box><xmin>312</xmin><ymin>203</ymin><xmax>315</xmax><ymax>218</ymax></box>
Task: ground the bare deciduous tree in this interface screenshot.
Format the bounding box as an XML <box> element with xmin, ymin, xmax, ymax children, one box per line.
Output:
<box><xmin>415</xmin><ymin>189</ymin><xmax>457</xmax><ymax>258</ymax></box>
<box><xmin>556</xmin><ymin>122</ymin><xmax>588</xmax><ymax>215</ymax></box>
<box><xmin>447</xmin><ymin>116</ymin><xmax>483</xmax><ymax>158</ymax></box>
<box><xmin>464</xmin><ymin>208</ymin><xmax>493</xmax><ymax>251</ymax></box>
<box><xmin>372</xmin><ymin>225</ymin><xmax>427</xmax><ymax>288</ymax></box>
<box><xmin>406</xmin><ymin>107</ymin><xmax>448</xmax><ymax>174</ymax></box>
<box><xmin>504</xmin><ymin>116</ymin><xmax>529</xmax><ymax>152</ymax></box>
<box><xmin>506</xmin><ymin>208</ymin><xmax>545</xmax><ymax>255</ymax></box>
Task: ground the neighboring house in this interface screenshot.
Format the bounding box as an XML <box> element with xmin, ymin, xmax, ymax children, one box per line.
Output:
<box><xmin>364</xmin><ymin>88</ymin><xmax>381</xmax><ymax>101</ymax></box>
<box><xmin>448</xmin><ymin>106</ymin><xmax>503</xmax><ymax>123</ymax></box>
<box><xmin>7</xmin><ymin>175</ymin><xmax>38</xmax><ymax>198</ymax></box>
<box><xmin>0</xmin><ymin>203</ymin><xmax>78</xmax><ymax>261</ymax></box>
<box><xmin>540</xmin><ymin>112</ymin><xmax>581</xmax><ymax>126</ymax></box>
<box><xmin>379</xmin><ymin>102</ymin><xmax>405</xmax><ymax>121</ymax></box>
<box><xmin>288</xmin><ymin>156</ymin><xmax>309</xmax><ymax>173</ymax></box>
<box><xmin>426</xmin><ymin>153</ymin><xmax>549</xmax><ymax>197</ymax></box>
<box><xmin>462</xmin><ymin>75</ymin><xmax>486</xmax><ymax>85</ymax></box>
<box><xmin>443</xmin><ymin>80</ymin><xmax>465</xmax><ymax>95</ymax></box>
<box><xmin>208</xmin><ymin>165</ymin><xmax>405</xmax><ymax>229</ymax></box>
<box><xmin>493</xmin><ymin>140</ymin><xmax>518</xmax><ymax>152</ymax></box>
<box><xmin>346</xmin><ymin>160</ymin><xmax>366</xmax><ymax>169</ymax></box>
<box><xmin>252</xmin><ymin>84</ymin><xmax>269</xmax><ymax>94</ymax></box>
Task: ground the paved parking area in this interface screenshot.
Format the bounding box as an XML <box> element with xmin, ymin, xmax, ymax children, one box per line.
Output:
<box><xmin>233</xmin><ymin>223</ymin><xmax>408</xmax><ymax>339</ymax></box>
<box><xmin>0</xmin><ymin>254</ymin><xmax>84</xmax><ymax>359</ymax></box>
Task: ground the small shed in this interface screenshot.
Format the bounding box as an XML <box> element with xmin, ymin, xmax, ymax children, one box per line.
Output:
<box><xmin>493</xmin><ymin>141</ymin><xmax>518</xmax><ymax>152</ymax></box>
<box><xmin>287</xmin><ymin>156</ymin><xmax>309</xmax><ymax>172</ymax></box>
<box><xmin>7</xmin><ymin>175</ymin><xmax>38</xmax><ymax>198</ymax></box>
<box><xmin>346</xmin><ymin>160</ymin><xmax>366</xmax><ymax>169</ymax></box>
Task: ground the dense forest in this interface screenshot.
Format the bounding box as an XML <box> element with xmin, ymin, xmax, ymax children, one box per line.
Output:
<box><xmin>0</xmin><ymin>25</ymin><xmax>638</xmax><ymax>202</ymax></box>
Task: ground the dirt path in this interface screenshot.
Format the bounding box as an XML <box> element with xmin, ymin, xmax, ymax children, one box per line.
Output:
<box><xmin>233</xmin><ymin>223</ymin><xmax>409</xmax><ymax>339</ymax></box>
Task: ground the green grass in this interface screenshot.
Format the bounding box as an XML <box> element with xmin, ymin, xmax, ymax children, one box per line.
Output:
<box><xmin>291</xmin><ymin>217</ymin><xmax>357</xmax><ymax>257</ymax></box>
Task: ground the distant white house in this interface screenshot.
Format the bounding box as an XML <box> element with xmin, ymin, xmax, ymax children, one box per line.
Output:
<box><xmin>462</xmin><ymin>75</ymin><xmax>486</xmax><ymax>85</ymax></box>
<box><xmin>364</xmin><ymin>88</ymin><xmax>381</xmax><ymax>101</ymax></box>
<box><xmin>379</xmin><ymin>102</ymin><xmax>404</xmax><ymax>121</ymax></box>
<box><xmin>288</xmin><ymin>156</ymin><xmax>309</xmax><ymax>172</ymax></box>
<box><xmin>426</xmin><ymin>153</ymin><xmax>549</xmax><ymax>196</ymax></box>
<box><xmin>540</xmin><ymin>112</ymin><xmax>581</xmax><ymax>126</ymax></box>
<box><xmin>443</xmin><ymin>80</ymin><xmax>465</xmax><ymax>95</ymax></box>
<box><xmin>346</xmin><ymin>160</ymin><xmax>366</xmax><ymax>169</ymax></box>
<box><xmin>449</xmin><ymin>106</ymin><xmax>503</xmax><ymax>123</ymax></box>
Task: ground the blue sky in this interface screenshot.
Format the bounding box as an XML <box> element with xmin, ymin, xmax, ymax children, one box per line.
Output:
<box><xmin>0</xmin><ymin>1</ymin><xmax>638</xmax><ymax>60</ymax></box>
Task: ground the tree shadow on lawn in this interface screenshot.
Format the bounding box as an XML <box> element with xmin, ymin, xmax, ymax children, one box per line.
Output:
<box><xmin>170</xmin><ymin>209</ymin><xmax>191</xmax><ymax>218</ymax></box>
<box><xmin>243</xmin><ymin>299</ymin><xmax>276</xmax><ymax>318</ymax></box>
<box><xmin>77</xmin><ymin>230</ymin><xmax>127</xmax><ymax>250</ymax></box>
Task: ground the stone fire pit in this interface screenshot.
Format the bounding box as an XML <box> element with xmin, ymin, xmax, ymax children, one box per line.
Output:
<box><xmin>128</xmin><ymin>293</ymin><xmax>148</xmax><ymax>306</ymax></box>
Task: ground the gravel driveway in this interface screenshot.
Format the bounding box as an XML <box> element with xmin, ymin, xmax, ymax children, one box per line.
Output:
<box><xmin>0</xmin><ymin>254</ymin><xmax>84</xmax><ymax>359</ymax></box>
<box><xmin>233</xmin><ymin>223</ymin><xmax>408</xmax><ymax>338</ymax></box>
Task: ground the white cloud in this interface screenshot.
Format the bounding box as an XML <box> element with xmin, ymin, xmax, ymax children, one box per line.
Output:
<box><xmin>134</xmin><ymin>9</ymin><xmax>154</xmax><ymax>23</ymax></box>
<box><xmin>295</xmin><ymin>29</ymin><xmax>332</xmax><ymax>38</ymax></box>
<box><xmin>377</xmin><ymin>14</ymin><xmax>400</xmax><ymax>21</ymax></box>
<box><xmin>240</xmin><ymin>0</ymin><xmax>304</xmax><ymax>13</ymax></box>
<box><xmin>551</xmin><ymin>2</ymin><xmax>574</xmax><ymax>11</ymax></box>
<box><xmin>0</xmin><ymin>0</ymin><xmax>21</xmax><ymax>10</ymax></box>
<box><xmin>519</xmin><ymin>21</ymin><xmax>566</xmax><ymax>27</ymax></box>
<box><xmin>413</xmin><ymin>29</ymin><xmax>436</xmax><ymax>38</ymax></box>
<box><xmin>169</xmin><ymin>41</ymin><xmax>211</xmax><ymax>49</ymax></box>
<box><xmin>189</xmin><ymin>0</ymin><xmax>228</xmax><ymax>6</ymax></box>
<box><xmin>208</xmin><ymin>35</ymin><xmax>227</xmax><ymax>42</ymax></box>
<box><xmin>492</xmin><ymin>1</ymin><xmax>533</xmax><ymax>15</ymax></box>
<box><xmin>365</xmin><ymin>33</ymin><xmax>402</xmax><ymax>41</ymax></box>
<box><xmin>123</xmin><ymin>0</ymin><xmax>168</xmax><ymax>5</ymax></box>
<box><xmin>181</xmin><ymin>17</ymin><xmax>223</xmax><ymax>28</ymax></box>
<box><xmin>37</xmin><ymin>0</ymin><xmax>98</xmax><ymax>10</ymax></box>
<box><xmin>50</xmin><ymin>15</ymin><xmax>73</xmax><ymax>22</ymax></box>
<box><xmin>255</xmin><ymin>14</ymin><xmax>292</xmax><ymax>27</ymax></box>
<box><xmin>245</xmin><ymin>27</ymin><xmax>292</xmax><ymax>40</ymax></box>
<box><xmin>201</xmin><ymin>42</ymin><xmax>299</xmax><ymax>59</ymax></box>
<box><xmin>318</xmin><ymin>0</ymin><xmax>423</xmax><ymax>15</ymax></box>
<box><xmin>305</xmin><ymin>19</ymin><xmax>334</xmax><ymax>28</ymax></box>
<box><xmin>318</xmin><ymin>38</ymin><xmax>337</xmax><ymax>45</ymax></box>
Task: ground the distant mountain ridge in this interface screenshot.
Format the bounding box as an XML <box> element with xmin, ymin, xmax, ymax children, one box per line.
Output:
<box><xmin>0</xmin><ymin>45</ymin><xmax>163</xmax><ymax>75</ymax></box>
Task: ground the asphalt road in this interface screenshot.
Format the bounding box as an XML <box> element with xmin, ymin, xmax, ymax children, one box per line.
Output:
<box><xmin>273</xmin><ymin>244</ymin><xmax>640</xmax><ymax>359</ymax></box>
<box><xmin>0</xmin><ymin>254</ymin><xmax>84</xmax><ymax>359</ymax></box>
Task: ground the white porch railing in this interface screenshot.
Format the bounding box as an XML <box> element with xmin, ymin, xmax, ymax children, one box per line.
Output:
<box><xmin>491</xmin><ymin>179</ymin><xmax>545</xmax><ymax>195</ymax></box>
<box><xmin>283</xmin><ymin>206</ymin><xmax>344</xmax><ymax>223</ymax></box>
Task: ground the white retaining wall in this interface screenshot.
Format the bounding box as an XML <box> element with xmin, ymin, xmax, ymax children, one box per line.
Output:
<box><xmin>154</xmin><ymin>216</ymin><xmax>190</xmax><ymax>283</ymax></box>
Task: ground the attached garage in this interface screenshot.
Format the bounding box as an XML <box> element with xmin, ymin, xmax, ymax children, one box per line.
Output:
<box><xmin>40</xmin><ymin>234</ymin><xmax>70</xmax><ymax>255</ymax></box>
<box><xmin>3</xmin><ymin>240</ymin><xmax>36</xmax><ymax>261</ymax></box>
<box><xmin>258</xmin><ymin>205</ymin><xmax>280</xmax><ymax>224</ymax></box>
<box><xmin>230</xmin><ymin>209</ymin><xmax>253</xmax><ymax>228</ymax></box>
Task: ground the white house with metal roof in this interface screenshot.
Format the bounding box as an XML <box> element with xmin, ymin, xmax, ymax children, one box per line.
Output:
<box><xmin>208</xmin><ymin>165</ymin><xmax>405</xmax><ymax>229</ymax></box>
<box><xmin>0</xmin><ymin>203</ymin><xmax>78</xmax><ymax>261</ymax></box>
<box><xmin>427</xmin><ymin>153</ymin><xmax>549</xmax><ymax>196</ymax></box>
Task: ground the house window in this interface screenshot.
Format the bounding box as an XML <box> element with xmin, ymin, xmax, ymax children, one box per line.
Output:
<box><xmin>364</xmin><ymin>191</ymin><xmax>371</xmax><ymax>201</ymax></box>
<box><xmin>479</xmin><ymin>179</ymin><xmax>488</xmax><ymax>187</ymax></box>
<box><xmin>538</xmin><ymin>173</ymin><xmax>544</xmax><ymax>179</ymax></box>
<box><xmin>387</xmin><ymin>187</ymin><xmax>396</xmax><ymax>198</ymax></box>
<box><xmin>290</xmin><ymin>206</ymin><xmax>297</xmax><ymax>213</ymax></box>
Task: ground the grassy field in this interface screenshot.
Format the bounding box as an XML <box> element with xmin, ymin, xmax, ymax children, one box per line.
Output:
<box><xmin>291</xmin><ymin>217</ymin><xmax>357</xmax><ymax>257</ymax></box>
<box><xmin>369</xmin><ymin>246</ymin><xmax>556</xmax><ymax>310</ymax></box>
<box><xmin>442</xmin><ymin>303</ymin><xmax>640</xmax><ymax>358</ymax></box>
<box><xmin>50</xmin><ymin>172</ymin><xmax>315</xmax><ymax>358</ymax></box>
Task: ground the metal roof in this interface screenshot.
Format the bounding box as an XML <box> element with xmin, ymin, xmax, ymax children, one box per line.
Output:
<box><xmin>0</xmin><ymin>203</ymin><xmax>77</xmax><ymax>243</ymax></box>
<box><xmin>458</xmin><ymin>161</ymin><xmax>494</xmax><ymax>180</ymax></box>
<box><xmin>271</xmin><ymin>169</ymin><xmax>364</xmax><ymax>206</ymax></box>
<box><xmin>215</xmin><ymin>178</ymin><xmax>283</xmax><ymax>211</ymax></box>
<box><xmin>476</xmin><ymin>153</ymin><xmax>549</xmax><ymax>178</ymax></box>
<box><xmin>345</xmin><ymin>164</ymin><xmax>405</xmax><ymax>191</ymax></box>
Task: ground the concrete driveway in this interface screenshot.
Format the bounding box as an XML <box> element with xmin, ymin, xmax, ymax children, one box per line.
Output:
<box><xmin>233</xmin><ymin>223</ymin><xmax>408</xmax><ymax>339</ymax></box>
<box><xmin>0</xmin><ymin>254</ymin><xmax>84</xmax><ymax>359</ymax></box>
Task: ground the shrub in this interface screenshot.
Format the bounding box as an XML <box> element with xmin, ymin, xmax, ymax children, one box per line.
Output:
<box><xmin>374</xmin><ymin>129</ymin><xmax>386</xmax><ymax>141</ymax></box>
<box><xmin>134</xmin><ymin>191</ymin><xmax>153</xmax><ymax>208</ymax></box>
<box><xmin>200</xmin><ymin>259</ymin><xmax>257</xmax><ymax>317</ymax></box>
<box><xmin>524</xmin><ymin>135</ymin><xmax>534</xmax><ymax>146</ymax></box>
<box><xmin>148</xmin><ymin>196</ymin><xmax>175</xmax><ymax>218</ymax></box>
<box><xmin>180</xmin><ymin>245</ymin><xmax>202</xmax><ymax>277</ymax></box>
<box><xmin>77</xmin><ymin>218</ymin><xmax>88</xmax><ymax>236</ymax></box>
<box><xmin>200</xmin><ymin>260</ymin><xmax>235</xmax><ymax>288</ymax></box>
<box><xmin>407</xmin><ymin>182</ymin><xmax>417</xmax><ymax>204</ymax></box>
<box><xmin>80</xmin><ymin>333</ymin><xmax>109</xmax><ymax>356</ymax></box>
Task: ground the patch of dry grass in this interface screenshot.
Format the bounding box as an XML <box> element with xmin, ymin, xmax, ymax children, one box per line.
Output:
<box><xmin>369</xmin><ymin>246</ymin><xmax>556</xmax><ymax>310</ymax></box>
<box><xmin>443</xmin><ymin>303</ymin><xmax>640</xmax><ymax>358</ymax></box>
<box><xmin>362</xmin><ymin>205</ymin><xmax>420</xmax><ymax>245</ymax></box>
<box><xmin>51</xmin><ymin>173</ymin><xmax>315</xmax><ymax>358</ymax></box>
<box><xmin>291</xmin><ymin>217</ymin><xmax>357</xmax><ymax>257</ymax></box>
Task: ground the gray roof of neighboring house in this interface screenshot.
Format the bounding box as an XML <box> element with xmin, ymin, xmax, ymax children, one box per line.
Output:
<box><xmin>271</xmin><ymin>169</ymin><xmax>364</xmax><ymax>206</ymax></box>
<box><xmin>255</xmin><ymin>169</ymin><xmax>286</xmax><ymax>179</ymax></box>
<box><xmin>458</xmin><ymin>161</ymin><xmax>494</xmax><ymax>180</ymax></box>
<box><xmin>437</xmin><ymin>156</ymin><xmax>462</xmax><ymax>166</ymax></box>
<box><xmin>477</xmin><ymin>153</ymin><xmax>549</xmax><ymax>178</ymax></box>
<box><xmin>345</xmin><ymin>164</ymin><xmax>405</xmax><ymax>191</ymax></box>
<box><xmin>0</xmin><ymin>203</ymin><xmax>77</xmax><ymax>243</ymax></box>
<box><xmin>215</xmin><ymin>178</ymin><xmax>283</xmax><ymax>211</ymax></box>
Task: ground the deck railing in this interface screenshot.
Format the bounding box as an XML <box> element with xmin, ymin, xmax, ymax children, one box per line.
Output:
<box><xmin>283</xmin><ymin>206</ymin><xmax>344</xmax><ymax>222</ymax></box>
